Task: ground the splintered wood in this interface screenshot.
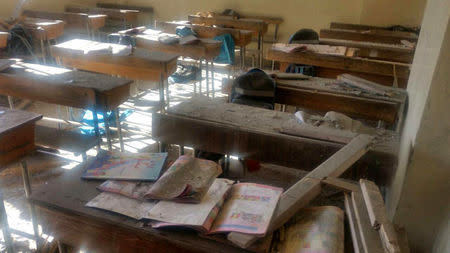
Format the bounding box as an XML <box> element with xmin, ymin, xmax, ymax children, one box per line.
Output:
<box><xmin>227</xmin><ymin>134</ymin><xmax>374</xmax><ymax>248</ymax></box>
<box><xmin>360</xmin><ymin>179</ymin><xmax>401</xmax><ymax>253</ymax></box>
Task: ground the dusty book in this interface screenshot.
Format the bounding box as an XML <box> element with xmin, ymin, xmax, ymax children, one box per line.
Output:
<box><xmin>97</xmin><ymin>155</ymin><xmax>222</xmax><ymax>203</ymax></box>
<box><xmin>144</xmin><ymin>155</ymin><xmax>222</xmax><ymax>203</ymax></box>
<box><xmin>81</xmin><ymin>151</ymin><xmax>168</xmax><ymax>181</ymax></box>
<box><xmin>86</xmin><ymin>178</ymin><xmax>233</xmax><ymax>224</ymax></box>
<box><xmin>276</xmin><ymin>206</ymin><xmax>345</xmax><ymax>253</ymax></box>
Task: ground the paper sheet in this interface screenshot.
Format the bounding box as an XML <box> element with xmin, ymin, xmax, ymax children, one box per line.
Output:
<box><xmin>86</xmin><ymin>192</ymin><xmax>157</xmax><ymax>220</ymax></box>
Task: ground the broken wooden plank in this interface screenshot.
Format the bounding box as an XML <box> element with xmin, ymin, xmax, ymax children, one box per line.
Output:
<box><xmin>228</xmin><ymin>134</ymin><xmax>374</xmax><ymax>248</ymax></box>
<box><xmin>360</xmin><ymin>179</ymin><xmax>400</xmax><ymax>253</ymax></box>
<box><xmin>352</xmin><ymin>191</ymin><xmax>384</xmax><ymax>253</ymax></box>
<box><xmin>307</xmin><ymin>134</ymin><xmax>374</xmax><ymax>179</ymax></box>
<box><xmin>323</xmin><ymin>177</ymin><xmax>360</xmax><ymax>192</ymax></box>
<box><xmin>344</xmin><ymin>193</ymin><xmax>364</xmax><ymax>253</ymax></box>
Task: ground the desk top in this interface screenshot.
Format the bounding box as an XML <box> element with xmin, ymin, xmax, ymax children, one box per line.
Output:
<box><xmin>0</xmin><ymin>107</ymin><xmax>42</xmax><ymax>137</ymax></box>
<box><xmin>0</xmin><ymin>61</ymin><xmax>132</xmax><ymax>109</ymax></box>
<box><xmin>188</xmin><ymin>15</ymin><xmax>268</xmax><ymax>34</ymax></box>
<box><xmin>134</xmin><ymin>31</ymin><xmax>222</xmax><ymax>60</ymax></box>
<box><xmin>23</xmin><ymin>10</ymin><xmax>107</xmax><ymax>30</ymax></box>
<box><xmin>156</xmin><ymin>21</ymin><xmax>253</xmax><ymax>47</ymax></box>
<box><xmin>21</xmin><ymin>17</ymin><xmax>65</xmax><ymax>40</ymax></box>
<box><xmin>65</xmin><ymin>6</ymin><xmax>139</xmax><ymax>21</ymax></box>
<box><xmin>51</xmin><ymin>39</ymin><xmax>178</xmax><ymax>81</ymax></box>
<box><xmin>0</xmin><ymin>32</ymin><xmax>8</xmax><ymax>48</ymax></box>
<box><xmin>320</xmin><ymin>28</ymin><xmax>418</xmax><ymax>44</ymax></box>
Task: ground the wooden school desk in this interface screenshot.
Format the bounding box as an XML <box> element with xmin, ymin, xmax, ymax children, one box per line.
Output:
<box><xmin>0</xmin><ymin>61</ymin><xmax>133</xmax><ymax>152</ymax></box>
<box><xmin>320</xmin><ymin>28</ymin><xmax>418</xmax><ymax>44</ymax></box>
<box><xmin>22</xmin><ymin>10</ymin><xmax>107</xmax><ymax>40</ymax></box>
<box><xmin>0</xmin><ymin>107</ymin><xmax>42</xmax><ymax>252</ymax></box>
<box><xmin>50</xmin><ymin>39</ymin><xmax>178</xmax><ymax>112</ymax></box>
<box><xmin>156</xmin><ymin>21</ymin><xmax>253</xmax><ymax>68</ymax></box>
<box><xmin>21</xmin><ymin>17</ymin><xmax>65</xmax><ymax>63</ymax></box>
<box><xmin>188</xmin><ymin>15</ymin><xmax>268</xmax><ymax>68</ymax></box>
<box><xmin>274</xmin><ymin>76</ymin><xmax>407</xmax><ymax>130</ymax></box>
<box><xmin>266</xmin><ymin>47</ymin><xmax>411</xmax><ymax>88</ymax></box>
<box><xmin>319</xmin><ymin>38</ymin><xmax>415</xmax><ymax>63</ymax></box>
<box><xmin>152</xmin><ymin>98</ymin><xmax>398</xmax><ymax>185</ymax></box>
<box><xmin>239</xmin><ymin>14</ymin><xmax>283</xmax><ymax>43</ymax></box>
<box><xmin>65</xmin><ymin>6</ymin><xmax>139</xmax><ymax>28</ymax></box>
<box><xmin>131</xmin><ymin>30</ymin><xmax>222</xmax><ymax>97</ymax></box>
<box><xmin>0</xmin><ymin>32</ymin><xmax>8</xmax><ymax>49</ymax></box>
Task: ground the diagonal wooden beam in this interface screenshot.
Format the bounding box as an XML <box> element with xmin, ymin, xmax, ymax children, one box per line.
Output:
<box><xmin>227</xmin><ymin>134</ymin><xmax>374</xmax><ymax>248</ymax></box>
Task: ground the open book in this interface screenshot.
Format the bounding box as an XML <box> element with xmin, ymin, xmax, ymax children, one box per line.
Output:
<box><xmin>88</xmin><ymin>180</ymin><xmax>283</xmax><ymax>237</ymax></box>
<box><xmin>97</xmin><ymin>155</ymin><xmax>222</xmax><ymax>203</ymax></box>
<box><xmin>81</xmin><ymin>152</ymin><xmax>168</xmax><ymax>181</ymax></box>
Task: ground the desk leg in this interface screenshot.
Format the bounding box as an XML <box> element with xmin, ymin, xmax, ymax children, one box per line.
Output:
<box><xmin>257</xmin><ymin>32</ymin><xmax>261</xmax><ymax>68</ymax></box>
<box><xmin>205</xmin><ymin>60</ymin><xmax>210</xmax><ymax>97</ymax></box>
<box><xmin>40</xmin><ymin>40</ymin><xmax>46</xmax><ymax>64</ymax></box>
<box><xmin>103</xmin><ymin>111</ymin><xmax>112</xmax><ymax>151</ymax></box>
<box><xmin>21</xmin><ymin>161</ymin><xmax>41</xmax><ymax>252</ymax></box>
<box><xmin>7</xmin><ymin>96</ymin><xmax>14</xmax><ymax>109</ymax></box>
<box><xmin>159</xmin><ymin>71</ymin><xmax>165</xmax><ymax>113</ymax></box>
<box><xmin>210</xmin><ymin>61</ymin><xmax>215</xmax><ymax>99</ymax></box>
<box><xmin>260</xmin><ymin>34</ymin><xmax>264</xmax><ymax>68</ymax></box>
<box><xmin>164</xmin><ymin>64</ymin><xmax>170</xmax><ymax>109</ymax></box>
<box><xmin>92</xmin><ymin>107</ymin><xmax>101</xmax><ymax>150</ymax></box>
<box><xmin>115</xmin><ymin>108</ymin><xmax>124</xmax><ymax>152</ymax></box>
<box><xmin>199</xmin><ymin>59</ymin><xmax>203</xmax><ymax>95</ymax></box>
<box><xmin>0</xmin><ymin>190</ymin><xmax>14</xmax><ymax>253</ymax></box>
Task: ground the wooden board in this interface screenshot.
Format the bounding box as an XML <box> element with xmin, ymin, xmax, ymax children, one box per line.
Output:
<box><xmin>0</xmin><ymin>62</ymin><xmax>132</xmax><ymax>110</ymax></box>
<box><xmin>320</xmin><ymin>38</ymin><xmax>414</xmax><ymax>63</ymax></box>
<box><xmin>23</xmin><ymin>10</ymin><xmax>106</xmax><ymax>32</ymax></box>
<box><xmin>323</xmin><ymin>177</ymin><xmax>360</xmax><ymax>192</ymax></box>
<box><xmin>188</xmin><ymin>15</ymin><xmax>268</xmax><ymax>35</ymax></box>
<box><xmin>65</xmin><ymin>6</ymin><xmax>139</xmax><ymax>26</ymax></box>
<box><xmin>51</xmin><ymin>39</ymin><xmax>178</xmax><ymax>81</ymax></box>
<box><xmin>29</xmin><ymin>160</ymin><xmax>268</xmax><ymax>253</ymax></box>
<box><xmin>155</xmin><ymin>21</ymin><xmax>253</xmax><ymax>47</ymax></box>
<box><xmin>268</xmin><ymin>48</ymin><xmax>410</xmax><ymax>88</ymax></box>
<box><xmin>0</xmin><ymin>107</ymin><xmax>42</xmax><ymax>166</ymax></box>
<box><xmin>21</xmin><ymin>17</ymin><xmax>65</xmax><ymax>40</ymax></box>
<box><xmin>344</xmin><ymin>193</ymin><xmax>364</xmax><ymax>253</ymax></box>
<box><xmin>351</xmin><ymin>191</ymin><xmax>384</xmax><ymax>253</ymax></box>
<box><xmin>135</xmin><ymin>33</ymin><xmax>222</xmax><ymax>60</ymax></box>
<box><xmin>0</xmin><ymin>32</ymin><xmax>8</xmax><ymax>49</ymax></box>
<box><xmin>320</xmin><ymin>29</ymin><xmax>418</xmax><ymax>44</ymax></box>
<box><xmin>360</xmin><ymin>179</ymin><xmax>400</xmax><ymax>253</ymax></box>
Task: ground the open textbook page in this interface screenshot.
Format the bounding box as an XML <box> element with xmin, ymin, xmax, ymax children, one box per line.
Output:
<box><xmin>148</xmin><ymin>178</ymin><xmax>234</xmax><ymax>232</ymax></box>
<box><xmin>209</xmin><ymin>183</ymin><xmax>283</xmax><ymax>236</ymax></box>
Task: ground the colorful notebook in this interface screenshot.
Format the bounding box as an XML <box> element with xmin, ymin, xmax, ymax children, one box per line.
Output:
<box><xmin>82</xmin><ymin>152</ymin><xmax>168</xmax><ymax>181</ymax></box>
